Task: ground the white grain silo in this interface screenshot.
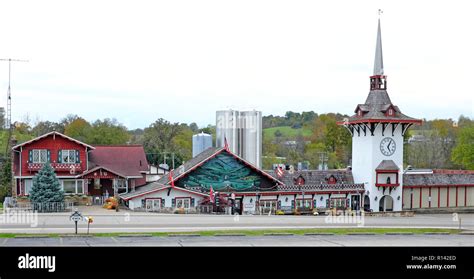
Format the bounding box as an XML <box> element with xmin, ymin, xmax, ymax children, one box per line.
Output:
<box><xmin>216</xmin><ymin>109</ymin><xmax>262</xmax><ymax>169</ymax></box>
<box><xmin>192</xmin><ymin>132</ymin><xmax>213</xmax><ymax>157</ymax></box>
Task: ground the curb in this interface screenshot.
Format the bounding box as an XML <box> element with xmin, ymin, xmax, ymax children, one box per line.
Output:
<box><xmin>385</xmin><ymin>232</ymin><xmax>414</xmax><ymax>235</ymax></box>
<box><xmin>304</xmin><ymin>233</ymin><xmax>335</xmax><ymax>236</ymax></box>
<box><xmin>168</xmin><ymin>234</ymin><xmax>200</xmax><ymax>237</ymax></box>
<box><xmin>459</xmin><ymin>231</ymin><xmax>474</xmax><ymax>235</ymax></box>
<box><xmin>214</xmin><ymin>234</ymin><xmax>246</xmax><ymax>237</ymax></box>
<box><xmin>347</xmin><ymin>233</ymin><xmax>376</xmax><ymax>235</ymax></box>
<box><xmin>423</xmin><ymin>232</ymin><xmax>450</xmax><ymax>235</ymax></box>
<box><xmin>118</xmin><ymin>234</ymin><xmax>153</xmax><ymax>237</ymax></box>
<box><xmin>59</xmin><ymin>234</ymin><xmax>93</xmax><ymax>238</ymax></box>
<box><xmin>263</xmin><ymin>233</ymin><xmax>294</xmax><ymax>236</ymax></box>
<box><xmin>14</xmin><ymin>235</ymin><xmax>50</xmax><ymax>238</ymax></box>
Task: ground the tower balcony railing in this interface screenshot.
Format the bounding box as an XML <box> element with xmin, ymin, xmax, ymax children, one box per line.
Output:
<box><xmin>27</xmin><ymin>163</ymin><xmax>82</xmax><ymax>172</ymax></box>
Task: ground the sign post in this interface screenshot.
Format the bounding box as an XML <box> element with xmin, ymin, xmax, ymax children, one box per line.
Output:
<box><xmin>84</xmin><ymin>216</ymin><xmax>94</xmax><ymax>234</ymax></box>
<box><xmin>69</xmin><ymin>210</ymin><xmax>83</xmax><ymax>234</ymax></box>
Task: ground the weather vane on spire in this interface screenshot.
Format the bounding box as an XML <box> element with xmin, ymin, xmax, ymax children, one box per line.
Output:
<box><xmin>378</xmin><ymin>9</ymin><xmax>383</xmax><ymax>17</ymax></box>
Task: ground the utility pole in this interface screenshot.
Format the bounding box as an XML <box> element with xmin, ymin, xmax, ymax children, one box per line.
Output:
<box><xmin>0</xmin><ymin>58</ymin><xmax>28</xmax><ymax>156</ymax></box>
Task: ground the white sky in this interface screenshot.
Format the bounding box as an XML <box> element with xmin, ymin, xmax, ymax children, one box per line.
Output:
<box><xmin>0</xmin><ymin>0</ymin><xmax>473</xmax><ymax>129</ymax></box>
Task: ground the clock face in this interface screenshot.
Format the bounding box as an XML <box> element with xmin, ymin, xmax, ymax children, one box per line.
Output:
<box><xmin>380</xmin><ymin>137</ymin><xmax>396</xmax><ymax>156</ymax></box>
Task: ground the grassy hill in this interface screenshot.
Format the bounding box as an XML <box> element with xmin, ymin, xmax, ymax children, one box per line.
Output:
<box><xmin>263</xmin><ymin>126</ymin><xmax>313</xmax><ymax>140</ymax></box>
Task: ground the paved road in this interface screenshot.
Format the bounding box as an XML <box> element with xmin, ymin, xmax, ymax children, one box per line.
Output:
<box><xmin>0</xmin><ymin>212</ymin><xmax>472</xmax><ymax>234</ymax></box>
<box><xmin>1</xmin><ymin>234</ymin><xmax>473</xmax><ymax>246</ymax></box>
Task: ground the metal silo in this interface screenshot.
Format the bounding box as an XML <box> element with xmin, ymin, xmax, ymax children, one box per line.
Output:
<box><xmin>192</xmin><ymin>132</ymin><xmax>213</xmax><ymax>157</ymax></box>
<box><xmin>215</xmin><ymin>109</ymin><xmax>262</xmax><ymax>169</ymax></box>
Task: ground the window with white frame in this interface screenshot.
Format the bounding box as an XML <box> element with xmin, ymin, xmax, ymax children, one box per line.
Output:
<box><xmin>330</xmin><ymin>198</ymin><xmax>347</xmax><ymax>208</ymax></box>
<box><xmin>296</xmin><ymin>199</ymin><xmax>312</xmax><ymax>208</ymax></box>
<box><xmin>24</xmin><ymin>179</ymin><xmax>33</xmax><ymax>195</ymax></box>
<box><xmin>145</xmin><ymin>199</ymin><xmax>162</xmax><ymax>211</ymax></box>
<box><xmin>61</xmin><ymin>150</ymin><xmax>76</xmax><ymax>164</ymax></box>
<box><xmin>32</xmin><ymin>149</ymin><xmax>48</xmax><ymax>163</ymax></box>
<box><xmin>259</xmin><ymin>200</ymin><xmax>277</xmax><ymax>209</ymax></box>
<box><xmin>62</xmin><ymin>180</ymin><xmax>84</xmax><ymax>194</ymax></box>
<box><xmin>175</xmin><ymin>198</ymin><xmax>190</xmax><ymax>209</ymax></box>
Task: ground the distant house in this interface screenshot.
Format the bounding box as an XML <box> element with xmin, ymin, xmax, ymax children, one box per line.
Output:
<box><xmin>11</xmin><ymin>131</ymin><xmax>149</xmax><ymax>202</ymax></box>
<box><xmin>145</xmin><ymin>164</ymin><xmax>169</xmax><ymax>182</ymax></box>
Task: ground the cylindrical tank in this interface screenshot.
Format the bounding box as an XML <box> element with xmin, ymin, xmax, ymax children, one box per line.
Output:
<box><xmin>192</xmin><ymin>132</ymin><xmax>213</xmax><ymax>157</ymax></box>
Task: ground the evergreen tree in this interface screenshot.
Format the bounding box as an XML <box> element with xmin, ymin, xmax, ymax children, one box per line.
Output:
<box><xmin>29</xmin><ymin>163</ymin><xmax>64</xmax><ymax>204</ymax></box>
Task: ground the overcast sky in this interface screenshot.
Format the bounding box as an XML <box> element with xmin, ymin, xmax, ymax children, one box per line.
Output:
<box><xmin>0</xmin><ymin>0</ymin><xmax>472</xmax><ymax>129</ymax></box>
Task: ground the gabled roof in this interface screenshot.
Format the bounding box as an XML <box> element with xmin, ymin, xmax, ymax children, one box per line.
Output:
<box><xmin>267</xmin><ymin>169</ymin><xmax>356</xmax><ymax>186</ymax></box>
<box><xmin>119</xmin><ymin>182</ymin><xmax>208</xmax><ymax>201</ymax></box>
<box><xmin>88</xmin><ymin>145</ymin><xmax>149</xmax><ymax>178</ymax></box>
<box><xmin>158</xmin><ymin>147</ymin><xmax>284</xmax><ymax>186</ymax></box>
<box><xmin>78</xmin><ymin>166</ymin><xmax>127</xmax><ymax>179</ymax></box>
<box><xmin>375</xmin><ymin>160</ymin><xmax>399</xmax><ymax>171</ymax></box>
<box><xmin>12</xmin><ymin>131</ymin><xmax>95</xmax><ymax>151</ymax></box>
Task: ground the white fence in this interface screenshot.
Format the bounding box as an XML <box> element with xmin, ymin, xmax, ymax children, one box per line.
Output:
<box><xmin>3</xmin><ymin>198</ymin><xmax>74</xmax><ymax>212</ymax></box>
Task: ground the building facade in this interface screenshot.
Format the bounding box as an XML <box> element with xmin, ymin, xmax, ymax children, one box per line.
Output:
<box><xmin>11</xmin><ymin>131</ymin><xmax>149</xmax><ymax>202</ymax></box>
<box><xmin>121</xmin><ymin>147</ymin><xmax>365</xmax><ymax>214</ymax></box>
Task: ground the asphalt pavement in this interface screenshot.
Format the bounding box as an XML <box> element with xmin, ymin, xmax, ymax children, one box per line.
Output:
<box><xmin>0</xmin><ymin>211</ymin><xmax>473</xmax><ymax>234</ymax></box>
<box><xmin>1</xmin><ymin>234</ymin><xmax>473</xmax><ymax>246</ymax></box>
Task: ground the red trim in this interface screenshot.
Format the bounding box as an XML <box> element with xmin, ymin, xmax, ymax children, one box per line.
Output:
<box><xmin>337</xmin><ymin>119</ymin><xmax>422</xmax><ymax>125</ymax></box>
<box><xmin>428</xmin><ymin>187</ymin><xmax>431</xmax><ymax>208</ymax></box>
<box><xmin>234</xmin><ymin>190</ymin><xmax>364</xmax><ymax>196</ymax></box>
<box><xmin>121</xmin><ymin>185</ymin><xmax>208</xmax><ymax>201</ymax></box>
<box><xmin>447</xmin><ymin>186</ymin><xmax>450</xmax><ymax>207</ymax></box>
<box><xmin>404</xmin><ymin>184</ymin><xmax>474</xmax><ymax>189</ymax></box>
<box><xmin>419</xmin><ymin>186</ymin><xmax>422</xmax><ymax>208</ymax></box>
<box><xmin>168</xmin><ymin>148</ymin><xmax>284</xmax><ymax>187</ymax></box>
<box><xmin>456</xmin><ymin>187</ymin><xmax>458</xmax><ymax>207</ymax></box>
<box><xmin>436</xmin><ymin>187</ymin><xmax>440</xmax><ymax>207</ymax></box>
<box><xmin>465</xmin><ymin>187</ymin><xmax>468</xmax><ymax>207</ymax></box>
<box><xmin>375</xmin><ymin>183</ymin><xmax>400</xmax><ymax>187</ymax></box>
<box><xmin>375</xmin><ymin>170</ymin><xmax>399</xmax><ymax>173</ymax></box>
<box><xmin>12</xmin><ymin>131</ymin><xmax>94</xmax><ymax>150</ymax></box>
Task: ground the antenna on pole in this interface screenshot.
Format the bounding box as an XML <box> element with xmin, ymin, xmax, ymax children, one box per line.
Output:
<box><xmin>0</xmin><ymin>58</ymin><xmax>28</xmax><ymax>156</ymax></box>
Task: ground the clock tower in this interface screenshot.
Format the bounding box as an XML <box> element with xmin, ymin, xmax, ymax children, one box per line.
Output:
<box><xmin>339</xmin><ymin>15</ymin><xmax>422</xmax><ymax>212</ymax></box>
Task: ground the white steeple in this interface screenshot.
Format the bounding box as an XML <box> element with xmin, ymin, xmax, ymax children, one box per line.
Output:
<box><xmin>373</xmin><ymin>12</ymin><xmax>384</xmax><ymax>76</ymax></box>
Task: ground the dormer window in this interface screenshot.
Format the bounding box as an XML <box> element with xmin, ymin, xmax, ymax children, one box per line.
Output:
<box><xmin>388</xmin><ymin>108</ymin><xmax>393</xmax><ymax>116</ymax></box>
<box><xmin>328</xmin><ymin>175</ymin><xmax>337</xmax><ymax>184</ymax></box>
<box><xmin>357</xmin><ymin>110</ymin><xmax>362</xmax><ymax>117</ymax></box>
<box><xmin>294</xmin><ymin>175</ymin><xmax>305</xmax><ymax>186</ymax></box>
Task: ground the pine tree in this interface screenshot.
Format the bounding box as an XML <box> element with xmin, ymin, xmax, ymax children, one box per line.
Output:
<box><xmin>29</xmin><ymin>163</ymin><xmax>64</xmax><ymax>204</ymax></box>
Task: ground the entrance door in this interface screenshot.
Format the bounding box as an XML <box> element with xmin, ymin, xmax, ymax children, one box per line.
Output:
<box><xmin>234</xmin><ymin>198</ymin><xmax>243</xmax><ymax>215</ymax></box>
<box><xmin>379</xmin><ymin>195</ymin><xmax>394</xmax><ymax>212</ymax></box>
<box><xmin>351</xmin><ymin>195</ymin><xmax>361</xmax><ymax>210</ymax></box>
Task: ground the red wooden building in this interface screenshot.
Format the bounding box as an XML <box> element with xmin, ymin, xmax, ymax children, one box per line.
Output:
<box><xmin>11</xmin><ymin>131</ymin><xmax>148</xmax><ymax>202</ymax></box>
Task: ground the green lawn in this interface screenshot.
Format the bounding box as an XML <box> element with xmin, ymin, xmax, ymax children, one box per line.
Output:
<box><xmin>0</xmin><ymin>228</ymin><xmax>461</xmax><ymax>238</ymax></box>
<box><xmin>263</xmin><ymin>126</ymin><xmax>313</xmax><ymax>140</ymax></box>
